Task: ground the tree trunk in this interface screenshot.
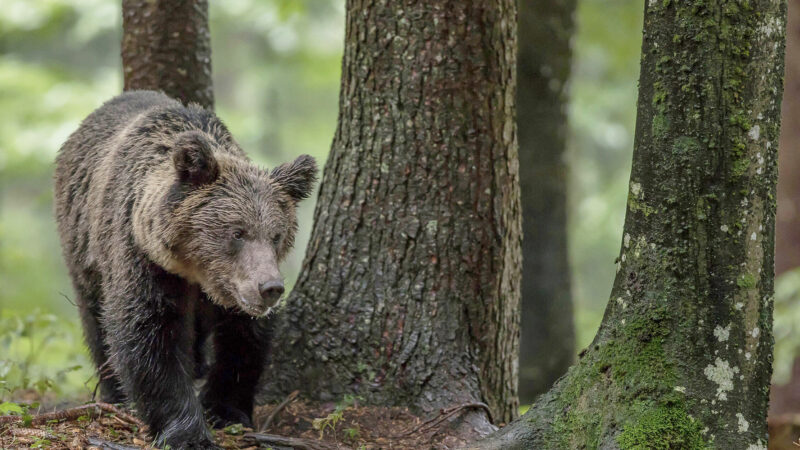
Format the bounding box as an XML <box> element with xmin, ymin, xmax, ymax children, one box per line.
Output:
<box><xmin>121</xmin><ymin>0</ymin><xmax>214</xmax><ymax>109</ymax></box>
<box><xmin>478</xmin><ymin>1</ymin><xmax>786</xmax><ymax>448</ymax></box>
<box><xmin>517</xmin><ymin>0</ymin><xmax>577</xmax><ymax>403</ymax></box>
<box><xmin>264</xmin><ymin>0</ymin><xmax>521</xmax><ymax>430</ymax></box>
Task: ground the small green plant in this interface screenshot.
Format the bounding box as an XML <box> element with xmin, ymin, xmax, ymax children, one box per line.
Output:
<box><xmin>0</xmin><ymin>309</ymin><xmax>93</xmax><ymax>401</ymax></box>
<box><xmin>312</xmin><ymin>394</ymin><xmax>358</xmax><ymax>439</ymax></box>
<box><xmin>223</xmin><ymin>423</ymin><xmax>244</xmax><ymax>435</ymax></box>
<box><xmin>343</xmin><ymin>426</ymin><xmax>360</xmax><ymax>441</ymax></box>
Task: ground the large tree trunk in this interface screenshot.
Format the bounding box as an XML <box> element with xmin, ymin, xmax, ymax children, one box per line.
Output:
<box><xmin>478</xmin><ymin>1</ymin><xmax>787</xmax><ymax>448</ymax></box>
<box><xmin>517</xmin><ymin>0</ymin><xmax>577</xmax><ymax>403</ymax></box>
<box><xmin>121</xmin><ymin>0</ymin><xmax>214</xmax><ymax>109</ymax></box>
<box><xmin>264</xmin><ymin>0</ymin><xmax>521</xmax><ymax>430</ymax></box>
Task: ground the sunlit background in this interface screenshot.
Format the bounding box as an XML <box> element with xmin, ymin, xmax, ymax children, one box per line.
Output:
<box><xmin>1</xmin><ymin>0</ymin><xmax>798</xmax><ymax>404</ymax></box>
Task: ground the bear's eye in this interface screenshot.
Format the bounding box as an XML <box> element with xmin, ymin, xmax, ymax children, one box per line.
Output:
<box><xmin>232</xmin><ymin>230</ymin><xmax>245</xmax><ymax>240</ymax></box>
<box><xmin>272</xmin><ymin>234</ymin><xmax>282</xmax><ymax>246</ymax></box>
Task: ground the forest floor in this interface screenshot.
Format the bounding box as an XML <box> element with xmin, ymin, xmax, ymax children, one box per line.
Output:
<box><xmin>4</xmin><ymin>388</ymin><xmax>800</xmax><ymax>449</ymax></box>
<box><xmin>0</xmin><ymin>390</ymin><xmax>475</xmax><ymax>449</ymax></box>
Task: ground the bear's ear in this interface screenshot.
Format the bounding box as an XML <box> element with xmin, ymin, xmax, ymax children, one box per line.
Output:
<box><xmin>173</xmin><ymin>131</ymin><xmax>219</xmax><ymax>187</ymax></box>
<box><xmin>270</xmin><ymin>154</ymin><xmax>318</xmax><ymax>201</ymax></box>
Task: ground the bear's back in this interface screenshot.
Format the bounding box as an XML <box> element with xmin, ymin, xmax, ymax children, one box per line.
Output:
<box><xmin>54</xmin><ymin>91</ymin><xmax>183</xmax><ymax>272</ymax></box>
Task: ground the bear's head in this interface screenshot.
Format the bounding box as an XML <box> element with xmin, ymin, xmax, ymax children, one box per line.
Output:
<box><xmin>137</xmin><ymin>130</ymin><xmax>317</xmax><ymax>316</ymax></box>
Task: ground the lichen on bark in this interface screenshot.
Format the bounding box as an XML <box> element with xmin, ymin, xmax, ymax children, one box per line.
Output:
<box><xmin>476</xmin><ymin>0</ymin><xmax>787</xmax><ymax>448</ymax></box>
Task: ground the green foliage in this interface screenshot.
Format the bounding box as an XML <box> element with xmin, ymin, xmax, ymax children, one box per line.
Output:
<box><xmin>0</xmin><ymin>309</ymin><xmax>93</xmax><ymax>400</ymax></box>
<box><xmin>312</xmin><ymin>394</ymin><xmax>357</xmax><ymax>439</ymax></box>
<box><xmin>773</xmin><ymin>268</ymin><xmax>800</xmax><ymax>384</ymax></box>
<box><xmin>0</xmin><ymin>401</ymin><xmax>24</xmax><ymax>415</ymax></box>
<box><xmin>222</xmin><ymin>423</ymin><xmax>244</xmax><ymax>435</ymax></box>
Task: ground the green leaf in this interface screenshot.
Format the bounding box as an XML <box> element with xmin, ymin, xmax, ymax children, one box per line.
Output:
<box><xmin>0</xmin><ymin>401</ymin><xmax>23</xmax><ymax>415</ymax></box>
<box><xmin>223</xmin><ymin>423</ymin><xmax>244</xmax><ymax>435</ymax></box>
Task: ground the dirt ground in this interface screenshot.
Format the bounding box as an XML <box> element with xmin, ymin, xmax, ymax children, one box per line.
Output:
<box><xmin>0</xmin><ymin>392</ymin><xmax>477</xmax><ymax>449</ymax></box>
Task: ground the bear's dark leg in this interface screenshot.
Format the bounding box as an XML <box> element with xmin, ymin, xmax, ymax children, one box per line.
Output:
<box><xmin>104</xmin><ymin>262</ymin><xmax>215</xmax><ymax>449</ymax></box>
<box><xmin>73</xmin><ymin>269</ymin><xmax>124</xmax><ymax>403</ymax></box>
<box><xmin>201</xmin><ymin>310</ymin><xmax>270</xmax><ymax>428</ymax></box>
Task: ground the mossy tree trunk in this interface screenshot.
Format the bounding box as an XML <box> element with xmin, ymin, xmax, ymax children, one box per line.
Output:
<box><xmin>478</xmin><ymin>1</ymin><xmax>787</xmax><ymax>448</ymax></box>
<box><xmin>264</xmin><ymin>0</ymin><xmax>521</xmax><ymax>430</ymax></box>
<box><xmin>517</xmin><ymin>0</ymin><xmax>577</xmax><ymax>403</ymax></box>
<box><xmin>121</xmin><ymin>0</ymin><xmax>214</xmax><ymax>109</ymax></box>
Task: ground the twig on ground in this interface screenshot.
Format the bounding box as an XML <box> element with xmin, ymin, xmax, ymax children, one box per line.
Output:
<box><xmin>391</xmin><ymin>402</ymin><xmax>493</xmax><ymax>438</ymax></box>
<box><xmin>9</xmin><ymin>427</ymin><xmax>57</xmax><ymax>440</ymax></box>
<box><xmin>0</xmin><ymin>402</ymin><xmax>144</xmax><ymax>428</ymax></box>
<box><xmin>258</xmin><ymin>389</ymin><xmax>300</xmax><ymax>431</ymax></box>
<box><xmin>87</xmin><ymin>436</ymin><xmax>142</xmax><ymax>450</ymax></box>
<box><xmin>95</xmin><ymin>402</ymin><xmax>146</xmax><ymax>428</ymax></box>
<box><xmin>244</xmin><ymin>432</ymin><xmax>338</xmax><ymax>450</ymax></box>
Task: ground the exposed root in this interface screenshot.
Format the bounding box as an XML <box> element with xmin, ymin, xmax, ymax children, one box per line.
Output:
<box><xmin>392</xmin><ymin>402</ymin><xmax>493</xmax><ymax>438</ymax></box>
<box><xmin>258</xmin><ymin>389</ymin><xmax>299</xmax><ymax>431</ymax></box>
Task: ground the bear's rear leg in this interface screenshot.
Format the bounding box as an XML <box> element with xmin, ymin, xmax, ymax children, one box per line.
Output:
<box><xmin>201</xmin><ymin>311</ymin><xmax>270</xmax><ymax>428</ymax></box>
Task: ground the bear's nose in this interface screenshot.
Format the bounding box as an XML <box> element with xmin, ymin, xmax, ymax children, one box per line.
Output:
<box><xmin>259</xmin><ymin>280</ymin><xmax>285</xmax><ymax>305</ymax></box>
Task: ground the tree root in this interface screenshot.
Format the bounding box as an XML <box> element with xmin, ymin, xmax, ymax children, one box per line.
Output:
<box><xmin>392</xmin><ymin>402</ymin><xmax>493</xmax><ymax>438</ymax></box>
<box><xmin>258</xmin><ymin>389</ymin><xmax>299</xmax><ymax>431</ymax></box>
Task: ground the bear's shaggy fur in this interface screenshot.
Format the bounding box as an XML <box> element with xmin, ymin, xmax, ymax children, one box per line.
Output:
<box><xmin>54</xmin><ymin>90</ymin><xmax>316</xmax><ymax>448</ymax></box>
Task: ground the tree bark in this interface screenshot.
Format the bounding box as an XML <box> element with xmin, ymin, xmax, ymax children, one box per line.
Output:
<box><xmin>264</xmin><ymin>0</ymin><xmax>521</xmax><ymax>430</ymax></box>
<box><xmin>517</xmin><ymin>0</ymin><xmax>577</xmax><ymax>403</ymax></box>
<box><xmin>121</xmin><ymin>0</ymin><xmax>214</xmax><ymax>109</ymax></box>
<box><xmin>478</xmin><ymin>1</ymin><xmax>787</xmax><ymax>448</ymax></box>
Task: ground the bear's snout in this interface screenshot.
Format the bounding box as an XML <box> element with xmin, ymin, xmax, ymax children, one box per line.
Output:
<box><xmin>259</xmin><ymin>280</ymin><xmax>284</xmax><ymax>306</ymax></box>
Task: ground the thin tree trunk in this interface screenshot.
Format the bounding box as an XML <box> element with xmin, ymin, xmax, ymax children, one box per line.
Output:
<box><xmin>478</xmin><ymin>1</ymin><xmax>787</xmax><ymax>448</ymax></box>
<box><xmin>264</xmin><ymin>0</ymin><xmax>521</xmax><ymax>430</ymax></box>
<box><xmin>121</xmin><ymin>0</ymin><xmax>214</xmax><ymax>109</ymax></box>
<box><xmin>517</xmin><ymin>0</ymin><xmax>576</xmax><ymax>403</ymax></box>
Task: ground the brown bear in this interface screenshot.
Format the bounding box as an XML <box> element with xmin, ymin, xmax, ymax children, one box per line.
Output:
<box><xmin>54</xmin><ymin>90</ymin><xmax>317</xmax><ymax>449</ymax></box>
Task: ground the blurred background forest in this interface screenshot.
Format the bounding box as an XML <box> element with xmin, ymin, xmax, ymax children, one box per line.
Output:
<box><xmin>1</xmin><ymin>0</ymin><xmax>799</xmax><ymax>416</ymax></box>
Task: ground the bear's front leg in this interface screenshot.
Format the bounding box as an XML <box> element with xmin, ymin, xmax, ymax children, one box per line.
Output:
<box><xmin>104</xmin><ymin>260</ymin><xmax>218</xmax><ymax>449</ymax></box>
<box><xmin>201</xmin><ymin>309</ymin><xmax>270</xmax><ymax>429</ymax></box>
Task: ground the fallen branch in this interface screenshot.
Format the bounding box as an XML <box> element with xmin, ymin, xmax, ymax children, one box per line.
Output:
<box><xmin>9</xmin><ymin>427</ymin><xmax>57</xmax><ymax>440</ymax></box>
<box><xmin>0</xmin><ymin>402</ymin><xmax>144</xmax><ymax>428</ymax></box>
<box><xmin>244</xmin><ymin>432</ymin><xmax>338</xmax><ymax>450</ymax></box>
<box><xmin>258</xmin><ymin>389</ymin><xmax>299</xmax><ymax>431</ymax></box>
<box><xmin>392</xmin><ymin>402</ymin><xmax>493</xmax><ymax>438</ymax></box>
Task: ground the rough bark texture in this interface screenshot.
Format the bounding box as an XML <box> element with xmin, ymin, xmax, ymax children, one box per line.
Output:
<box><xmin>776</xmin><ymin>0</ymin><xmax>800</xmax><ymax>275</ymax></box>
<box><xmin>121</xmin><ymin>0</ymin><xmax>214</xmax><ymax>110</ymax></box>
<box><xmin>517</xmin><ymin>0</ymin><xmax>577</xmax><ymax>403</ymax></box>
<box><xmin>264</xmin><ymin>0</ymin><xmax>521</xmax><ymax>428</ymax></box>
<box><xmin>477</xmin><ymin>1</ymin><xmax>786</xmax><ymax>448</ymax></box>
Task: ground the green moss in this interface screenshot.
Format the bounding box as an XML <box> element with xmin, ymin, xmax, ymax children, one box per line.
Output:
<box><xmin>617</xmin><ymin>405</ymin><xmax>707</xmax><ymax>450</ymax></box>
<box><xmin>629</xmin><ymin>196</ymin><xmax>657</xmax><ymax>217</ymax></box>
<box><xmin>652</xmin><ymin>113</ymin><xmax>669</xmax><ymax>138</ymax></box>
<box><xmin>738</xmin><ymin>273</ymin><xmax>757</xmax><ymax>289</ymax></box>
